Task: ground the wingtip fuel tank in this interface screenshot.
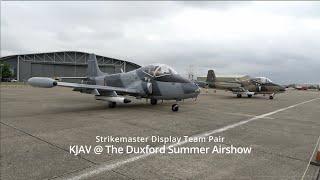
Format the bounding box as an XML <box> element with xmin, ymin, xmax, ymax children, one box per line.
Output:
<box><xmin>28</xmin><ymin>77</ymin><xmax>57</xmax><ymax>88</ymax></box>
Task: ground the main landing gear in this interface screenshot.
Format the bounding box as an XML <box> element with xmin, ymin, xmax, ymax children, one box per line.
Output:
<box><xmin>269</xmin><ymin>93</ymin><xmax>275</xmax><ymax>100</ymax></box>
<box><xmin>247</xmin><ymin>94</ymin><xmax>252</xmax><ymax>98</ymax></box>
<box><xmin>237</xmin><ymin>94</ymin><xmax>242</xmax><ymax>98</ymax></box>
<box><xmin>150</xmin><ymin>98</ymin><xmax>158</xmax><ymax>105</ymax></box>
<box><xmin>108</xmin><ymin>101</ymin><xmax>116</xmax><ymax>108</ymax></box>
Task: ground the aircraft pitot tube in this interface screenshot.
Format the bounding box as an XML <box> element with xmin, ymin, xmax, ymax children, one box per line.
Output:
<box><xmin>28</xmin><ymin>77</ymin><xmax>57</xmax><ymax>88</ymax></box>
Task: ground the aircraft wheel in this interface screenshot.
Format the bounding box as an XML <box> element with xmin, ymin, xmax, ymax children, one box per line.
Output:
<box><xmin>237</xmin><ymin>94</ymin><xmax>242</xmax><ymax>98</ymax></box>
<box><xmin>172</xmin><ymin>104</ymin><xmax>179</xmax><ymax>112</ymax></box>
<box><xmin>269</xmin><ymin>96</ymin><xmax>274</xmax><ymax>100</ymax></box>
<box><xmin>150</xmin><ymin>98</ymin><xmax>158</xmax><ymax>105</ymax></box>
<box><xmin>108</xmin><ymin>102</ymin><xmax>116</xmax><ymax>108</ymax></box>
<box><xmin>247</xmin><ymin>94</ymin><xmax>252</xmax><ymax>98</ymax></box>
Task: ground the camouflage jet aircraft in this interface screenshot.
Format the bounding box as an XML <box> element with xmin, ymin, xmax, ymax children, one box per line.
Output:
<box><xmin>28</xmin><ymin>54</ymin><xmax>200</xmax><ymax>111</ymax></box>
<box><xmin>196</xmin><ymin>70</ymin><xmax>285</xmax><ymax>99</ymax></box>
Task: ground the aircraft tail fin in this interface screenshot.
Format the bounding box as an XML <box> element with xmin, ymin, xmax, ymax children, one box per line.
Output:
<box><xmin>87</xmin><ymin>54</ymin><xmax>105</xmax><ymax>77</ymax></box>
<box><xmin>206</xmin><ymin>70</ymin><xmax>216</xmax><ymax>83</ymax></box>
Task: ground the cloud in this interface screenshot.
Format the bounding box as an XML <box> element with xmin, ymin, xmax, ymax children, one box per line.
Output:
<box><xmin>1</xmin><ymin>1</ymin><xmax>320</xmax><ymax>84</ymax></box>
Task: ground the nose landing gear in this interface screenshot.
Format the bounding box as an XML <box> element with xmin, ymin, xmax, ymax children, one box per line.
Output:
<box><xmin>108</xmin><ymin>102</ymin><xmax>116</xmax><ymax>108</ymax></box>
<box><xmin>172</xmin><ymin>104</ymin><xmax>179</xmax><ymax>112</ymax></box>
<box><xmin>150</xmin><ymin>98</ymin><xmax>158</xmax><ymax>105</ymax></box>
<box><xmin>269</xmin><ymin>93</ymin><xmax>275</xmax><ymax>99</ymax></box>
<box><xmin>149</xmin><ymin>98</ymin><xmax>180</xmax><ymax>112</ymax></box>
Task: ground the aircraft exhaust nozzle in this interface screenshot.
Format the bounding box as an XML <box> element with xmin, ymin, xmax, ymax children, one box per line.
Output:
<box><xmin>95</xmin><ymin>96</ymin><xmax>131</xmax><ymax>104</ymax></box>
<box><xmin>28</xmin><ymin>77</ymin><xmax>57</xmax><ymax>88</ymax></box>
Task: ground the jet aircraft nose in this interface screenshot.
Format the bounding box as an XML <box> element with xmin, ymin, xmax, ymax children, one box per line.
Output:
<box><xmin>274</xmin><ymin>83</ymin><xmax>286</xmax><ymax>92</ymax></box>
<box><xmin>279</xmin><ymin>86</ymin><xmax>286</xmax><ymax>92</ymax></box>
<box><xmin>182</xmin><ymin>82</ymin><xmax>201</xmax><ymax>97</ymax></box>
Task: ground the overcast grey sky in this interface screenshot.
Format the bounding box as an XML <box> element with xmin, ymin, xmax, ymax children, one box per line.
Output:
<box><xmin>1</xmin><ymin>1</ymin><xmax>320</xmax><ymax>84</ymax></box>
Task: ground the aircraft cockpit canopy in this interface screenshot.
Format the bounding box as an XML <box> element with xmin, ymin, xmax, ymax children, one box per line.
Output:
<box><xmin>253</xmin><ymin>77</ymin><xmax>273</xmax><ymax>84</ymax></box>
<box><xmin>142</xmin><ymin>64</ymin><xmax>178</xmax><ymax>77</ymax></box>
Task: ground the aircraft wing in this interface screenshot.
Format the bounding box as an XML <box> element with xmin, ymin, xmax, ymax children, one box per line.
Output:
<box><xmin>57</xmin><ymin>82</ymin><xmax>141</xmax><ymax>94</ymax></box>
<box><xmin>56</xmin><ymin>77</ymin><xmax>87</xmax><ymax>80</ymax></box>
<box><xmin>230</xmin><ymin>87</ymin><xmax>247</xmax><ymax>92</ymax></box>
<box><xmin>28</xmin><ymin>77</ymin><xmax>141</xmax><ymax>94</ymax></box>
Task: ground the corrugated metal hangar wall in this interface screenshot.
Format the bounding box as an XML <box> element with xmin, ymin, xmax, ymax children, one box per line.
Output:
<box><xmin>0</xmin><ymin>51</ymin><xmax>141</xmax><ymax>82</ymax></box>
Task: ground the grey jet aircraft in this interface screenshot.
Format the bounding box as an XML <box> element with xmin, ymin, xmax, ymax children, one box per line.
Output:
<box><xmin>196</xmin><ymin>70</ymin><xmax>285</xmax><ymax>99</ymax></box>
<box><xmin>28</xmin><ymin>54</ymin><xmax>200</xmax><ymax>111</ymax></box>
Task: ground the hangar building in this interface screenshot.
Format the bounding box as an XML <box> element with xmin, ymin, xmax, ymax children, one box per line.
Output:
<box><xmin>0</xmin><ymin>51</ymin><xmax>141</xmax><ymax>82</ymax></box>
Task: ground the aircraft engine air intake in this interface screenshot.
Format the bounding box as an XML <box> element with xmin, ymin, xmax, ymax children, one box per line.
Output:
<box><xmin>147</xmin><ymin>82</ymin><xmax>152</xmax><ymax>94</ymax></box>
<box><xmin>257</xmin><ymin>85</ymin><xmax>261</xmax><ymax>92</ymax></box>
<box><xmin>28</xmin><ymin>77</ymin><xmax>57</xmax><ymax>88</ymax></box>
<box><xmin>255</xmin><ymin>83</ymin><xmax>261</xmax><ymax>92</ymax></box>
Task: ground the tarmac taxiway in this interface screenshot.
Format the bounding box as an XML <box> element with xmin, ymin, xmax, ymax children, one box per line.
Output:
<box><xmin>1</xmin><ymin>85</ymin><xmax>319</xmax><ymax>180</ymax></box>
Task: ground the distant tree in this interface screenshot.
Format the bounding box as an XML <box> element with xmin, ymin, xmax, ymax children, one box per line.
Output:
<box><xmin>1</xmin><ymin>63</ymin><xmax>13</xmax><ymax>78</ymax></box>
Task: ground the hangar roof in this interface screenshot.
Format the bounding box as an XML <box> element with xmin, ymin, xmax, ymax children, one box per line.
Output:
<box><xmin>0</xmin><ymin>51</ymin><xmax>141</xmax><ymax>68</ymax></box>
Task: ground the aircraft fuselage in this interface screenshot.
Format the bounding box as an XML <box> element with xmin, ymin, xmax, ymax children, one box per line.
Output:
<box><xmin>91</xmin><ymin>67</ymin><xmax>200</xmax><ymax>100</ymax></box>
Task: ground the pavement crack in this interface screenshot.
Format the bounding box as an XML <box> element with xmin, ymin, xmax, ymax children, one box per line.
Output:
<box><xmin>0</xmin><ymin>121</ymin><xmax>97</xmax><ymax>165</ymax></box>
<box><xmin>46</xmin><ymin>165</ymin><xmax>95</xmax><ymax>180</ymax></box>
<box><xmin>221</xmin><ymin>141</ymin><xmax>307</xmax><ymax>163</ymax></box>
<box><xmin>111</xmin><ymin>169</ymin><xmax>136</xmax><ymax>180</ymax></box>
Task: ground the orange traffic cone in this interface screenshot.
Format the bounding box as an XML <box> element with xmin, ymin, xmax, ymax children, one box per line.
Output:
<box><xmin>310</xmin><ymin>143</ymin><xmax>320</xmax><ymax>166</ymax></box>
<box><xmin>316</xmin><ymin>144</ymin><xmax>320</xmax><ymax>162</ymax></box>
<box><xmin>310</xmin><ymin>142</ymin><xmax>320</xmax><ymax>166</ymax></box>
